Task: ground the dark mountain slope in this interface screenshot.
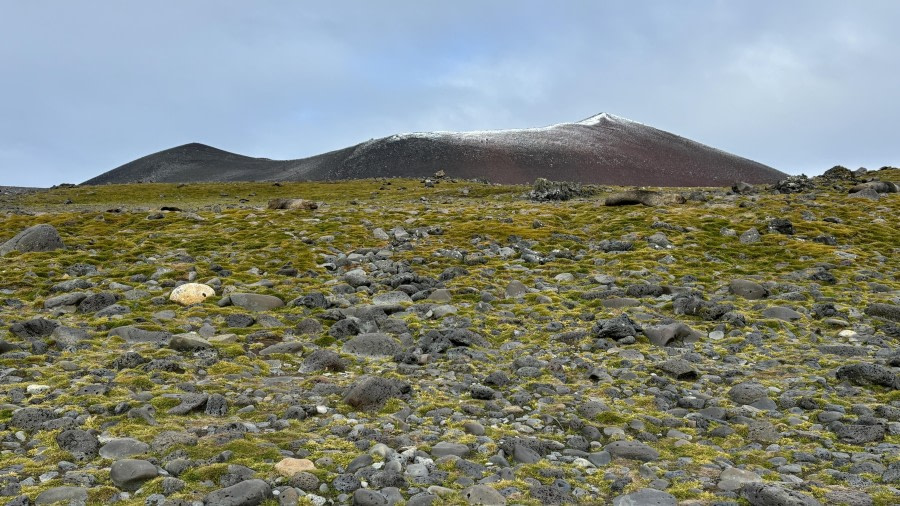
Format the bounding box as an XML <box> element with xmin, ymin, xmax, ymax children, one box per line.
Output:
<box><xmin>84</xmin><ymin>113</ymin><xmax>786</xmax><ymax>186</ymax></box>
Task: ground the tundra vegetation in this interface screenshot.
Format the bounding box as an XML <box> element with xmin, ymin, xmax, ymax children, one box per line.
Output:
<box><xmin>0</xmin><ymin>169</ymin><xmax>898</xmax><ymax>505</ymax></box>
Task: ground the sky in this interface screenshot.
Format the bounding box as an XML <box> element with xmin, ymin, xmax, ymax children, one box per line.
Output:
<box><xmin>1</xmin><ymin>1</ymin><xmax>898</xmax><ymax>187</ymax></box>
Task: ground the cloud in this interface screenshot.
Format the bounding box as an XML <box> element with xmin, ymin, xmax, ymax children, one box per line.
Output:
<box><xmin>0</xmin><ymin>1</ymin><xmax>897</xmax><ymax>186</ymax></box>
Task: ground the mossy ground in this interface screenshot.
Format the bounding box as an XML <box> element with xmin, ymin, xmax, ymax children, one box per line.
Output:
<box><xmin>0</xmin><ymin>172</ymin><xmax>898</xmax><ymax>504</ymax></box>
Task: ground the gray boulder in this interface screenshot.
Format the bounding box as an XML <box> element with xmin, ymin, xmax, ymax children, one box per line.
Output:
<box><xmin>865</xmin><ymin>303</ymin><xmax>900</xmax><ymax>322</ymax></box>
<box><xmin>741</xmin><ymin>482</ymin><xmax>822</xmax><ymax>506</ymax></box>
<box><xmin>835</xmin><ymin>363</ymin><xmax>900</xmax><ymax>389</ymax></box>
<box><xmin>343</xmin><ymin>376</ymin><xmax>411</xmax><ymax>411</ymax></box>
<box><xmin>353</xmin><ymin>489</ymin><xmax>389</xmax><ymax>506</ymax></box>
<box><xmin>229</xmin><ymin>293</ymin><xmax>285</xmax><ymax>311</ymax></box>
<box><xmin>99</xmin><ymin>438</ymin><xmax>150</xmax><ymax>459</ymax></box>
<box><xmin>762</xmin><ymin>306</ymin><xmax>803</xmax><ymax>321</ymax></box>
<box><xmin>169</xmin><ymin>332</ymin><xmax>212</xmax><ymax>351</ymax></box>
<box><xmin>643</xmin><ymin>322</ymin><xmax>702</xmax><ymax>347</ymax></box>
<box><xmin>729</xmin><ymin>382</ymin><xmax>769</xmax><ymax>405</ymax></box>
<box><xmin>740</xmin><ymin>228</ymin><xmax>761</xmax><ymax>244</ymax></box>
<box><xmin>832</xmin><ymin>423</ymin><xmax>885</xmax><ymax>444</ymax></box>
<box><xmin>300</xmin><ymin>349</ymin><xmax>347</xmax><ymax>373</ymax></box>
<box><xmin>657</xmin><ymin>358</ymin><xmax>699</xmax><ymax>380</ymax></box>
<box><xmin>0</xmin><ymin>224</ymin><xmax>65</xmax><ymax>256</ymax></box>
<box><xmin>613</xmin><ymin>488</ymin><xmax>677</xmax><ymax>506</ymax></box>
<box><xmin>108</xmin><ymin>326</ymin><xmax>172</xmax><ymax>345</ymax></box>
<box><xmin>342</xmin><ymin>333</ymin><xmax>401</xmax><ymax>357</ymax></box>
<box><xmin>203</xmin><ymin>478</ymin><xmax>271</xmax><ymax>506</ymax></box>
<box><xmin>110</xmin><ymin>459</ymin><xmax>158</xmax><ymax>491</ymax></box>
<box><xmin>56</xmin><ymin>429</ymin><xmax>99</xmax><ymax>461</ymax></box>
<box><xmin>849</xmin><ymin>180</ymin><xmax>898</xmax><ymax>194</ymax></box>
<box><xmin>461</xmin><ymin>484</ymin><xmax>506</xmax><ymax>505</ymax></box>
<box><xmin>34</xmin><ymin>486</ymin><xmax>88</xmax><ymax>505</ymax></box>
<box><xmin>10</xmin><ymin>407</ymin><xmax>56</xmax><ymax>431</ymax></box>
<box><xmin>77</xmin><ymin>292</ymin><xmax>119</xmax><ymax>313</ymax></box>
<box><xmin>730</xmin><ymin>279</ymin><xmax>768</xmax><ymax>299</ymax></box>
<box><xmin>604</xmin><ymin>440</ymin><xmax>659</xmax><ymax>462</ymax></box>
<box><xmin>10</xmin><ymin>318</ymin><xmax>58</xmax><ymax>338</ymax></box>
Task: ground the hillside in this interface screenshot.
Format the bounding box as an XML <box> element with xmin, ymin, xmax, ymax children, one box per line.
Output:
<box><xmin>0</xmin><ymin>171</ymin><xmax>898</xmax><ymax>505</ymax></box>
<box><xmin>84</xmin><ymin>114</ymin><xmax>786</xmax><ymax>186</ymax></box>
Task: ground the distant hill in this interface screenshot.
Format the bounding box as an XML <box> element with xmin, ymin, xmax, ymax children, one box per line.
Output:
<box><xmin>83</xmin><ymin>113</ymin><xmax>786</xmax><ymax>186</ymax></box>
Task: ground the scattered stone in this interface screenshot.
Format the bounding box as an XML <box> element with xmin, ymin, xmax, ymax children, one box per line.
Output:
<box><xmin>768</xmin><ymin>218</ymin><xmax>794</xmax><ymax>235</ymax></box>
<box><xmin>505</xmin><ymin>280</ymin><xmax>528</xmax><ymax>298</ymax></box>
<box><xmin>740</xmin><ymin>228</ymin><xmax>761</xmax><ymax>244</ymax></box>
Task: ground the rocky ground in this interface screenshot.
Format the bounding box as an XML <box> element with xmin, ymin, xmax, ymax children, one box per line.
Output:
<box><xmin>0</xmin><ymin>169</ymin><xmax>898</xmax><ymax>505</ymax></box>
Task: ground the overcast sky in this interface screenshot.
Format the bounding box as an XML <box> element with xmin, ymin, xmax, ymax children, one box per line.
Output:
<box><xmin>1</xmin><ymin>1</ymin><xmax>898</xmax><ymax>187</ymax></box>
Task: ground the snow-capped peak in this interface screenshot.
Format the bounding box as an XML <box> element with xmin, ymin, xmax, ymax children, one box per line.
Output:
<box><xmin>576</xmin><ymin>112</ymin><xmax>632</xmax><ymax>126</ymax></box>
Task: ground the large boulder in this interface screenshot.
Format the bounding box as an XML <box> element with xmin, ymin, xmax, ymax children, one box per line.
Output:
<box><xmin>605</xmin><ymin>190</ymin><xmax>684</xmax><ymax>207</ymax></box>
<box><xmin>0</xmin><ymin>224</ymin><xmax>65</xmax><ymax>256</ymax></box>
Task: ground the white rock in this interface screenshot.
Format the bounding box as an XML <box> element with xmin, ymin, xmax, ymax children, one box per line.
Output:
<box><xmin>169</xmin><ymin>283</ymin><xmax>215</xmax><ymax>306</ymax></box>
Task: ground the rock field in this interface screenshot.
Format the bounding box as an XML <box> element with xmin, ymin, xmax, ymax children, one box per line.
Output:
<box><xmin>0</xmin><ymin>169</ymin><xmax>898</xmax><ymax>505</ymax></box>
